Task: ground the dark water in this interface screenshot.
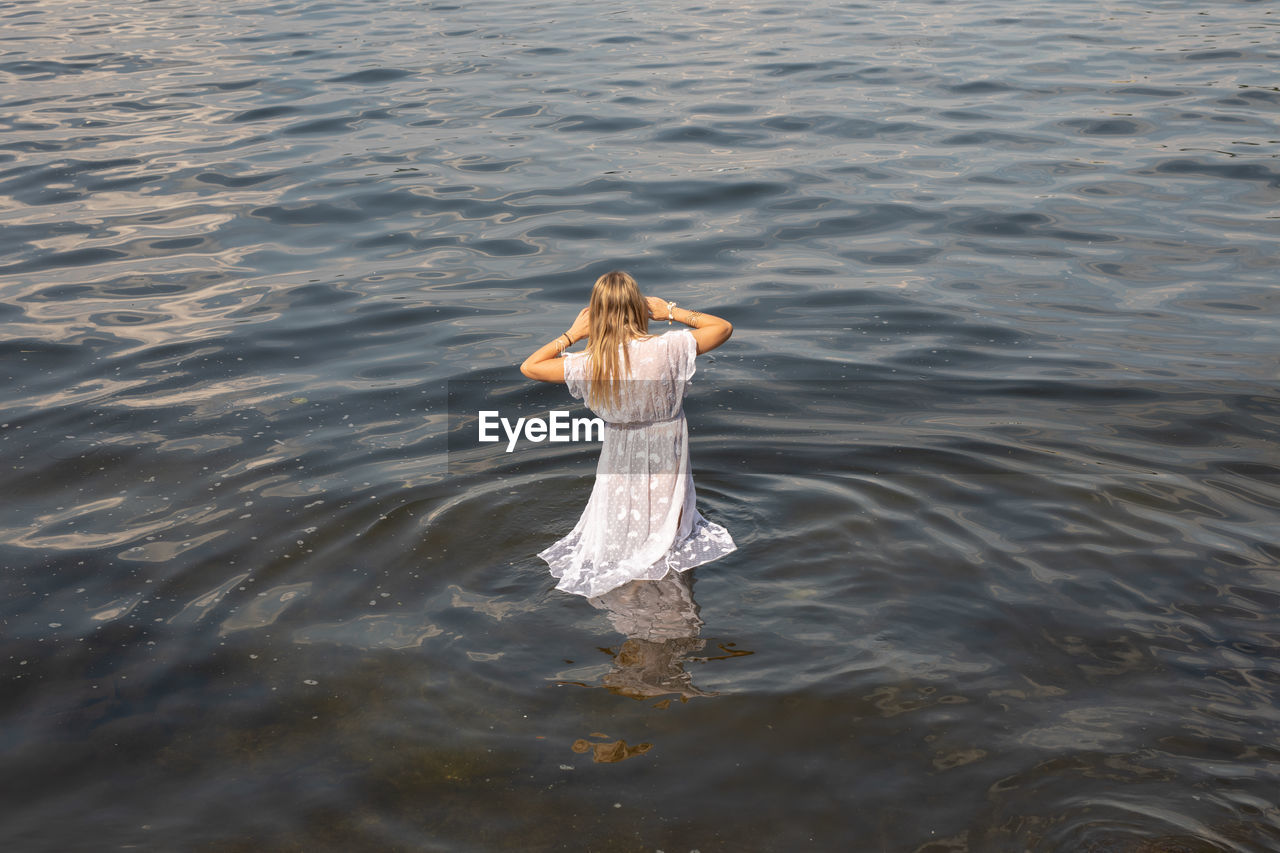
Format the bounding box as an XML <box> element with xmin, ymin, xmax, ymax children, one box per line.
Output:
<box><xmin>2</xmin><ymin>0</ymin><xmax>1278</xmax><ymax>850</ymax></box>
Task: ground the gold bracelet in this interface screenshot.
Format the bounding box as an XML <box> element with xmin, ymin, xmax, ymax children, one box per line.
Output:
<box><xmin>687</xmin><ymin>311</ymin><xmax>702</xmax><ymax>327</ymax></box>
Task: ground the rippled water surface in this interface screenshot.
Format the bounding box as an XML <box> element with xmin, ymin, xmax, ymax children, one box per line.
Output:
<box><xmin>2</xmin><ymin>0</ymin><xmax>1278</xmax><ymax>850</ymax></box>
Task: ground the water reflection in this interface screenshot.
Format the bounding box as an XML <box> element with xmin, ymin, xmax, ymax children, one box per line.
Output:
<box><xmin>560</xmin><ymin>571</ymin><xmax>752</xmax><ymax>708</ymax></box>
<box><xmin>559</xmin><ymin>573</ymin><xmax>708</xmax><ymax>765</ymax></box>
<box><xmin>589</xmin><ymin>571</ymin><xmax>716</xmax><ymax>704</ymax></box>
<box><xmin>570</xmin><ymin>733</ymin><xmax>653</xmax><ymax>764</ymax></box>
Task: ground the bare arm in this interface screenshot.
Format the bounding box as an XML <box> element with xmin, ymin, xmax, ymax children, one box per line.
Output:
<box><xmin>645</xmin><ymin>297</ymin><xmax>732</xmax><ymax>354</ymax></box>
<box><xmin>520</xmin><ymin>307</ymin><xmax>590</xmax><ymax>383</ymax></box>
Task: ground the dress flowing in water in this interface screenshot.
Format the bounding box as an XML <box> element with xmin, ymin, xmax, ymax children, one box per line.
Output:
<box><xmin>538</xmin><ymin>329</ymin><xmax>736</xmax><ymax>598</ymax></box>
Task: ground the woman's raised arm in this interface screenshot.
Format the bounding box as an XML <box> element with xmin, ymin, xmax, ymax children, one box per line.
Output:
<box><xmin>644</xmin><ymin>297</ymin><xmax>732</xmax><ymax>355</ymax></box>
<box><xmin>520</xmin><ymin>307</ymin><xmax>590</xmax><ymax>383</ymax></box>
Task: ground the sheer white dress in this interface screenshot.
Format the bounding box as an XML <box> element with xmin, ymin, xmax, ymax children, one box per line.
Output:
<box><xmin>538</xmin><ymin>329</ymin><xmax>736</xmax><ymax>598</ymax></box>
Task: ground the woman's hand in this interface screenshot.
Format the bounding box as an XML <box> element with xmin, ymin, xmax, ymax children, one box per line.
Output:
<box><xmin>644</xmin><ymin>296</ymin><xmax>669</xmax><ymax>320</ymax></box>
<box><xmin>566</xmin><ymin>307</ymin><xmax>590</xmax><ymax>342</ymax></box>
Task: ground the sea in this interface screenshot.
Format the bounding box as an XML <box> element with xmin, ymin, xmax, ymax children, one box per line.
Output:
<box><xmin>1</xmin><ymin>0</ymin><xmax>1277</xmax><ymax>850</ymax></box>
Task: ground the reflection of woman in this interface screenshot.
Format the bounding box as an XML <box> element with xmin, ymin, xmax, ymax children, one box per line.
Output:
<box><xmin>560</xmin><ymin>572</ymin><xmax>752</xmax><ymax>706</ymax></box>
<box><xmin>520</xmin><ymin>270</ymin><xmax>736</xmax><ymax>598</ymax></box>
<box><xmin>591</xmin><ymin>572</ymin><xmax>715</xmax><ymax>702</ymax></box>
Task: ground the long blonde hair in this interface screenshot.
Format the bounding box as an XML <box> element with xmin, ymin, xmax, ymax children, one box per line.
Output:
<box><xmin>585</xmin><ymin>270</ymin><xmax>649</xmax><ymax>409</ymax></box>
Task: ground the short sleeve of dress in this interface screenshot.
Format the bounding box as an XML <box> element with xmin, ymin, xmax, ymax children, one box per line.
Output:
<box><xmin>563</xmin><ymin>351</ymin><xmax>587</xmax><ymax>400</ymax></box>
<box><xmin>673</xmin><ymin>328</ymin><xmax>697</xmax><ymax>386</ymax></box>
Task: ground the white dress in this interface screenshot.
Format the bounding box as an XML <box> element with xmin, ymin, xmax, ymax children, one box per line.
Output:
<box><xmin>538</xmin><ymin>329</ymin><xmax>737</xmax><ymax>598</ymax></box>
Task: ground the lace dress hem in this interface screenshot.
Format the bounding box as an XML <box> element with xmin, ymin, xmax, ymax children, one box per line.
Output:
<box><xmin>540</xmin><ymin>514</ymin><xmax>737</xmax><ymax>599</ymax></box>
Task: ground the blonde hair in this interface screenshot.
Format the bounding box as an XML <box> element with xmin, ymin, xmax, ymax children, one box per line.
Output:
<box><xmin>584</xmin><ymin>270</ymin><xmax>649</xmax><ymax>409</ymax></box>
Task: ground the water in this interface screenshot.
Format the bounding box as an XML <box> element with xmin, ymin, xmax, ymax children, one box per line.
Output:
<box><xmin>2</xmin><ymin>0</ymin><xmax>1278</xmax><ymax>850</ymax></box>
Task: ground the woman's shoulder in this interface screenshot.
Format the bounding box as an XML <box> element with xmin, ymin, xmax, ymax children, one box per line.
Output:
<box><xmin>626</xmin><ymin>330</ymin><xmax>691</xmax><ymax>352</ymax></box>
<box><xmin>640</xmin><ymin>329</ymin><xmax>694</xmax><ymax>342</ymax></box>
<box><xmin>662</xmin><ymin>328</ymin><xmax>696</xmax><ymax>348</ymax></box>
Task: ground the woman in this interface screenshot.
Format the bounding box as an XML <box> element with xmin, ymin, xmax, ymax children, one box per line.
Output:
<box><xmin>520</xmin><ymin>270</ymin><xmax>736</xmax><ymax>598</ymax></box>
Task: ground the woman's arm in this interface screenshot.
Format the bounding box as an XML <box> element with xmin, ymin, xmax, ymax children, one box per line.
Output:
<box><xmin>645</xmin><ymin>297</ymin><xmax>733</xmax><ymax>355</ymax></box>
<box><xmin>520</xmin><ymin>308</ymin><xmax>590</xmax><ymax>383</ymax></box>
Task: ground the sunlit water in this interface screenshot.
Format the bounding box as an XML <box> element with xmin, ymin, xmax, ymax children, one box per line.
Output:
<box><xmin>2</xmin><ymin>0</ymin><xmax>1278</xmax><ymax>850</ymax></box>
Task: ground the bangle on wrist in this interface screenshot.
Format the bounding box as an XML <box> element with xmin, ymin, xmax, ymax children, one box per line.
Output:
<box><xmin>666</xmin><ymin>301</ymin><xmax>677</xmax><ymax>325</ymax></box>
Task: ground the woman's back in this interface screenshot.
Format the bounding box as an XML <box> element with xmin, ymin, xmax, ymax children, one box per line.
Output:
<box><xmin>564</xmin><ymin>329</ymin><xmax>697</xmax><ymax>425</ymax></box>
